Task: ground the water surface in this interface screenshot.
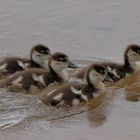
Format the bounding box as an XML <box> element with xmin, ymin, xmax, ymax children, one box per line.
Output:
<box><xmin>0</xmin><ymin>0</ymin><xmax>140</xmax><ymax>140</ymax></box>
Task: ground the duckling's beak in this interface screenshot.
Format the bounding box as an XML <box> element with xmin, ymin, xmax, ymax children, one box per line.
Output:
<box><xmin>104</xmin><ymin>75</ymin><xmax>113</xmax><ymax>82</ymax></box>
<box><xmin>68</xmin><ymin>61</ymin><xmax>78</xmax><ymax>68</ymax></box>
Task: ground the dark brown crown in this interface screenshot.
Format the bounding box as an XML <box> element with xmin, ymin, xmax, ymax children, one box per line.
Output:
<box><xmin>31</xmin><ymin>44</ymin><xmax>50</xmax><ymax>55</ymax></box>
<box><xmin>87</xmin><ymin>64</ymin><xmax>106</xmax><ymax>75</ymax></box>
<box><xmin>124</xmin><ymin>44</ymin><xmax>140</xmax><ymax>66</ymax></box>
<box><xmin>50</xmin><ymin>52</ymin><xmax>69</xmax><ymax>62</ymax></box>
<box><xmin>124</xmin><ymin>44</ymin><xmax>140</xmax><ymax>56</ymax></box>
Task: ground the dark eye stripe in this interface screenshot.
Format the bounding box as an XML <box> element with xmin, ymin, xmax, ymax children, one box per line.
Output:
<box><xmin>39</xmin><ymin>49</ymin><xmax>50</xmax><ymax>54</ymax></box>
<box><xmin>33</xmin><ymin>44</ymin><xmax>50</xmax><ymax>54</ymax></box>
<box><xmin>99</xmin><ymin>70</ymin><xmax>106</xmax><ymax>74</ymax></box>
<box><xmin>52</xmin><ymin>52</ymin><xmax>69</xmax><ymax>62</ymax></box>
<box><xmin>132</xmin><ymin>48</ymin><xmax>140</xmax><ymax>54</ymax></box>
<box><xmin>57</xmin><ymin>57</ymin><xmax>68</xmax><ymax>62</ymax></box>
<box><xmin>94</xmin><ymin>65</ymin><xmax>106</xmax><ymax>74</ymax></box>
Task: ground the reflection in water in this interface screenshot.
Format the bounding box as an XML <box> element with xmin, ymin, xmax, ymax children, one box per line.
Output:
<box><xmin>87</xmin><ymin>110</ymin><xmax>107</xmax><ymax>127</ymax></box>
<box><xmin>0</xmin><ymin>89</ymin><xmax>114</xmax><ymax>132</ymax></box>
<box><xmin>42</xmin><ymin>92</ymin><xmax>114</xmax><ymax>130</ymax></box>
<box><xmin>125</xmin><ymin>94</ymin><xmax>139</xmax><ymax>102</ymax></box>
<box><xmin>86</xmin><ymin>92</ymin><xmax>114</xmax><ymax>127</ymax></box>
<box><xmin>105</xmin><ymin>70</ymin><xmax>140</xmax><ymax>102</ymax></box>
<box><xmin>124</xmin><ymin>71</ymin><xmax>140</xmax><ymax>102</ymax></box>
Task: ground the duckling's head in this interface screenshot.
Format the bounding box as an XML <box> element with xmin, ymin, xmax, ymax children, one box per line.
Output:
<box><xmin>49</xmin><ymin>52</ymin><xmax>69</xmax><ymax>73</ymax></box>
<box><xmin>30</xmin><ymin>44</ymin><xmax>51</xmax><ymax>65</ymax></box>
<box><xmin>86</xmin><ymin>64</ymin><xmax>107</xmax><ymax>84</ymax></box>
<box><xmin>125</xmin><ymin>44</ymin><xmax>140</xmax><ymax>62</ymax></box>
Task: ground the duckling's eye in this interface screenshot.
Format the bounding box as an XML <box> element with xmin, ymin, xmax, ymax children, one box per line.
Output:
<box><xmin>94</xmin><ymin>66</ymin><xmax>106</xmax><ymax>74</ymax></box>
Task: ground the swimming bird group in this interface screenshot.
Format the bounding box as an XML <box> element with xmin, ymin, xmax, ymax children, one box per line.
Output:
<box><xmin>0</xmin><ymin>43</ymin><xmax>140</xmax><ymax>107</ymax></box>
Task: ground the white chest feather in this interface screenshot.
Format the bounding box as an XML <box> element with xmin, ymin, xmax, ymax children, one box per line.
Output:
<box><xmin>53</xmin><ymin>93</ymin><xmax>63</xmax><ymax>101</ymax></box>
<box><xmin>47</xmin><ymin>89</ymin><xmax>57</xmax><ymax>96</ymax></box>
<box><xmin>0</xmin><ymin>63</ymin><xmax>8</xmax><ymax>72</ymax></box>
<box><xmin>81</xmin><ymin>94</ymin><xmax>88</xmax><ymax>101</ymax></box>
<box><xmin>17</xmin><ymin>60</ymin><xmax>30</xmax><ymax>69</ymax></box>
<box><xmin>32</xmin><ymin>73</ymin><xmax>46</xmax><ymax>86</ymax></box>
<box><xmin>72</xmin><ymin>98</ymin><xmax>80</xmax><ymax>106</ymax></box>
<box><xmin>107</xmin><ymin>66</ymin><xmax>120</xmax><ymax>78</ymax></box>
<box><xmin>59</xmin><ymin>70</ymin><xmax>69</xmax><ymax>82</ymax></box>
<box><xmin>12</xmin><ymin>76</ymin><xmax>23</xmax><ymax>85</ymax></box>
<box><xmin>70</xmin><ymin>86</ymin><xmax>88</xmax><ymax>101</ymax></box>
<box><xmin>70</xmin><ymin>86</ymin><xmax>82</xmax><ymax>95</ymax></box>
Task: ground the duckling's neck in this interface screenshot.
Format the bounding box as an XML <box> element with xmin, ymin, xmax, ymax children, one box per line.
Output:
<box><xmin>39</xmin><ymin>60</ymin><xmax>49</xmax><ymax>69</ymax></box>
<box><xmin>49</xmin><ymin>66</ymin><xmax>69</xmax><ymax>82</ymax></box>
<box><xmin>87</xmin><ymin>76</ymin><xmax>106</xmax><ymax>93</ymax></box>
<box><xmin>31</xmin><ymin>53</ymin><xmax>49</xmax><ymax>69</ymax></box>
<box><xmin>30</xmin><ymin>59</ymin><xmax>48</xmax><ymax>69</ymax></box>
<box><xmin>124</xmin><ymin>56</ymin><xmax>136</xmax><ymax>71</ymax></box>
<box><xmin>31</xmin><ymin>60</ymin><xmax>41</xmax><ymax>68</ymax></box>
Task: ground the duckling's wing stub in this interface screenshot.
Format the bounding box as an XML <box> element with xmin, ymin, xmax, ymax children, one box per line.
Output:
<box><xmin>104</xmin><ymin>75</ymin><xmax>113</xmax><ymax>82</ymax></box>
<box><xmin>68</xmin><ymin>61</ymin><xmax>78</xmax><ymax>68</ymax></box>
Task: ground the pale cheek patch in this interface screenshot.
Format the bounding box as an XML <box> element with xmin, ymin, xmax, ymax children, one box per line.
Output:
<box><xmin>31</xmin><ymin>51</ymin><xmax>41</xmax><ymax>63</ymax></box>
<box><xmin>50</xmin><ymin>60</ymin><xmax>69</xmax><ymax>82</ymax></box>
<box><xmin>17</xmin><ymin>60</ymin><xmax>30</xmax><ymax>69</ymax></box>
<box><xmin>89</xmin><ymin>70</ymin><xmax>98</xmax><ymax>82</ymax></box>
<box><xmin>127</xmin><ymin>50</ymin><xmax>137</xmax><ymax>60</ymax></box>
<box><xmin>50</xmin><ymin>60</ymin><xmax>60</xmax><ymax>70</ymax></box>
<box><xmin>51</xmin><ymin>60</ymin><xmax>67</xmax><ymax>71</ymax></box>
<box><xmin>12</xmin><ymin>76</ymin><xmax>23</xmax><ymax>85</ymax></box>
<box><xmin>127</xmin><ymin>50</ymin><xmax>140</xmax><ymax>61</ymax></box>
<box><xmin>0</xmin><ymin>63</ymin><xmax>8</xmax><ymax>72</ymax></box>
<box><xmin>53</xmin><ymin>93</ymin><xmax>63</xmax><ymax>101</ymax></box>
<box><xmin>72</xmin><ymin>98</ymin><xmax>80</xmax><ymax>106</ymax></box>
<box><xmin>70</xmin><ymin>86</ymin><xmax>82</xmax><ymax>95</ymax></box>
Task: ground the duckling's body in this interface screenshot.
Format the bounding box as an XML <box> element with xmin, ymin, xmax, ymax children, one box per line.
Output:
<box><xmin>102</xmin><ymin>62</ymin><xmax>133</xmax><ymax>82</ymax></box>
<box><xmin>41</xmin><ymin>64</ymin><xmax>108</xmax><ymax>107</ymax></box>
<box><xmin>0</xmin><ymin>52</ymin><xmax>69</xmax><ymax>93</ymax></box>
<box><xmin>77</xmin><ymin>44</ymin><xmax>140</xmax><ymax>82</ymax></box>
<box><xmin>0</xmin><ymin>44</ymin><xmax>51</xmax><ymax>78</ymax></box>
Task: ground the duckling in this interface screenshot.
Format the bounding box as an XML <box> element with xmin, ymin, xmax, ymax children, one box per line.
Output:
<box><xmin>0</xmin><ymin>52</ymin><xmax>70</xmax><ymax>93</ymax></box>
<box><xmin>40</xmin><ymin>64</ymin><xmax>110</xmax><ymax>107</ymax></box>
<box><xmin>77</xmin><ymin>44</ymin><xmax>140</xmax><ymax>82</ymax></box>
<box><xmin>0</xmin><ymin>44</ymin><xmax>51</xmax><ymax>78</ymax></box>
<box><xmin>0</xmin><ymin>44</ymin><xmax>78</xmax><ymax>78</ymax></box>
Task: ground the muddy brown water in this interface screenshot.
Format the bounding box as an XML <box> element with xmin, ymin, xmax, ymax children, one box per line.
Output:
<box><xmin>1</xmin><ymin>0</ymin><xmax>140</xmax><ymax>140</ymax></box>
